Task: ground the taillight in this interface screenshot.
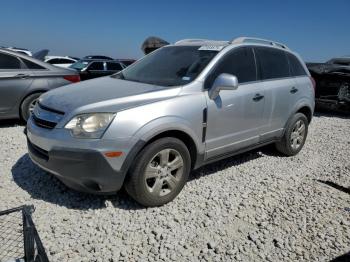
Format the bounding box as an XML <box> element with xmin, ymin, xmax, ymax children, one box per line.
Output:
<box><xmin>309</xmin><ymin>76</ymin><xmax>316</xmax><ymax>92</ymax></box>
<box><xmin>64</xmin><ymin>75</ymin><xmax>80</xmax><ymax>83</ymax></box>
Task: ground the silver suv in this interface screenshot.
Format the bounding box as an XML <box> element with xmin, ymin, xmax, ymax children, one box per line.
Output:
<box><xmin>26</xmin><ymin>37</ymin><xmax>315</xmax><ymax>207</ymax></box>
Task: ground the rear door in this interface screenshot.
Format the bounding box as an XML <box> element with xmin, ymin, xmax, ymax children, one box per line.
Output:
<box><xmin>205</xmin><ymin>47</ymin><xmax>267</xmax><ymax>159</ymax></box>
<box><xmin>0</xmin><ymin>52</ymin><xmax>33</xmax><ymax>114</ymax></box>
<box><xmin>254</xmin><ymin>47</ymin><xmax>295</xmax><ymax>136</ymax></box>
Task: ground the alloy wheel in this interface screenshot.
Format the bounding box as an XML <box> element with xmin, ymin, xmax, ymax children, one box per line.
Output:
<box><xmin>144</xmin><ymin>148</ymin><xmax>184</xmax><ymax>197</ymax></box>
<box><xmin>290</xmin><ymin>120</ymin><xmax>306</xmax><ymax>150</ymax></box>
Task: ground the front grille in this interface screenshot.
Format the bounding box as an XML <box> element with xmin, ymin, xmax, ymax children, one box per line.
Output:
<box><xmin>32</xmin><ymin>103</ymin><xmax>64</xmax><ymax>130</ymax></box>
<box><xmin>32</xmin><ymin>115</ymin><xmax>57</xmax><ymax>129</ymax></box>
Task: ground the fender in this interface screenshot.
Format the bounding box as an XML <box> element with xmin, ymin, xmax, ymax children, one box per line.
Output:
<box><xmin>132</xmin><ymin>116</ymin><xmax>205</xmax><ymax>155</ymax></box>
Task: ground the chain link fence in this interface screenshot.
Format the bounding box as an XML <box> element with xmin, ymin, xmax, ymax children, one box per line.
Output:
<box><xmin>0</xmin><ymin>205</ymin><xmax>49</xmax><ymax>262</ymax></box>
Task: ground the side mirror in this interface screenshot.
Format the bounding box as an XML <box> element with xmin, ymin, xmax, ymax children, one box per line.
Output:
<box><xmin>208</xmin><ymin>73</ymin><xmax>239</xmax><ymax>100</ymax></box>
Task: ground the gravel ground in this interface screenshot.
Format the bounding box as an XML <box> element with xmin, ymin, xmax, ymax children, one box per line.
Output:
<box><xmin>0</xmin><ymin>113</ymin><xmax>349</xmax><ymax>262</ymax></box>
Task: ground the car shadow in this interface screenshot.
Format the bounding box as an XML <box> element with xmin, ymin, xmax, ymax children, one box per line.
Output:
<box><xmin>12</xmin><ymin>146</ymin><xmax>272</xmax><ymax>210</ymax></box>
<box><xmin>0</xmin><ymin>119</ymin><xmax>24</xmax><ymax>128</ymax></box>
<box><xmin>313</xmin><ymin>109</ymin><xmax>350</xmax><ymax>119</ymax></box>
<box><xmin>188</xmin><ymin>146</ymin><xmax>271</xmax><ymax>182</ymax></box>
<box><xmin>11</xmin><ymin>154</ymin><xmax>142</xmax><ymax>211</ymax></box>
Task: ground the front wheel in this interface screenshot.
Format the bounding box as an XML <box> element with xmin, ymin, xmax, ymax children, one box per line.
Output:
<box><xmin>125</xmin><ymin>137</ymin><xmax>191</xmax><ymax>207</ymax></box>
<box><xmin>275</xmin><ymin>113</ymin><xmax>309</xmax><ymax>156</ymax></box>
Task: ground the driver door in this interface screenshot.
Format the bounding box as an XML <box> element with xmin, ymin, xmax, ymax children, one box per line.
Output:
<box><xmin>204</xmin><ymin>47</ymin><xmax>268</xmax><ymax>159</ymax></box>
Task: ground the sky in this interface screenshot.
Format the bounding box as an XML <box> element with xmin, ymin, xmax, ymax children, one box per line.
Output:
<box><xmin>1</xmin><ymin>0</ymin><xmax>349</xmax><ymax>62</ymax></box>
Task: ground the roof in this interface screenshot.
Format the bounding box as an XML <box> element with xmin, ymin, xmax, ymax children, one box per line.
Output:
<box><xmin>174</xmin><ymin>36</ymin><xmax>290</xmax><ymax>50</ymax></box>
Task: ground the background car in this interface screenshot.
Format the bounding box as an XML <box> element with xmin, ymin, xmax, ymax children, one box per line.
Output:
<box><xmin>327</xmin><ymin>56</ymin><xmax>350</xmax><ymax>66</ymax></box>
<box><xmin>45</xmin><ymin>56</ymin><xmax>79</xmax><ymax>68</ymax></box>
<box><xmin>307</xmin><ymin>59</ymin><xmax>350</xmax><ymax>112</ymax></box>
<box><xmin>0</xmin><ymin>48</ymin><xmax>80</xmax><ymax>121</ymax></box>
<box><xmin>83</xmin><ymin>55</ymin><xmax>113</xmax><ymax>60</ymax></box>
<box><xmin>69</xmin><ymin>59</ymin><xmax>125</xmax><ymax>80</ymax></box>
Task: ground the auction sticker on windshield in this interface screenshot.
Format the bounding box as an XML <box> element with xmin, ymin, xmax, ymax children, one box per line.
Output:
<box><xmin>198</xmin><ymin>45</ymin><xmax>225</xmax><ymax>51</ymax></box>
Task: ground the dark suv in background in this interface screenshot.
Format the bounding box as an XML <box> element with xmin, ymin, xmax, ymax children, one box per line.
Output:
<box><xmin>70</xmin><ymin>59</ymin><xmax>126</xmax><ymax>80</ymax></box>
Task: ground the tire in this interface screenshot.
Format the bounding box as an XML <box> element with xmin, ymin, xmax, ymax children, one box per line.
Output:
<box><xmin>21</xmin><ymin>93</ymin><xmax>43</xmax><ymax>121</ymax></box>
<box><xmin>275</xmin><ymin>113</ymin><xmax>309</xmax><ymax>156</ymax></box>
<box><xmin>125</xmin><ymin>137</ymin><xmax>191</xmax><ymax>207</ymax></box>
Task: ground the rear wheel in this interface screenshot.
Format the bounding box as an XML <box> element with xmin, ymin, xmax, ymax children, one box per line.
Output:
<box><xmin>125</xmin><ymin>137</ymin><xmax>191</xmax><ymax>207</ymax></box>
<box><xmin>275</xmin><ymin>113</ymin><xmax>308</xmax><ymax>156</ymax></box>
<box><xmin>21</xmin><ymin>93</ymin><xmax>43</xmax><ymax>121</ymax></box>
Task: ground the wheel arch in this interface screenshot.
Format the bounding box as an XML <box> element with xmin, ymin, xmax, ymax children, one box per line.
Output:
<box><xmin>141</xmin><ymin>129</ymin><xmax>199</xmax><ymax>170</ymax></box>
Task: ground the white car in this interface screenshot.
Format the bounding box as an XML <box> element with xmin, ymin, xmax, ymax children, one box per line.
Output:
<box><xmin>45</xmin><ymin>56</ymin><xmax>79</xmax><ymax>68</ymax></box>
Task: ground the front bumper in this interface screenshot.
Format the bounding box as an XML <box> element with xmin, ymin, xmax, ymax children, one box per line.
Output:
<box><xmin>26</xmin><ymin>117</ymin><xmax>145</xmax><ymax>194</ymax></box>
<box><xmin>27</xmin><ymin>138</ymin><xmax>124</xmax><ymax>193</ymax></box>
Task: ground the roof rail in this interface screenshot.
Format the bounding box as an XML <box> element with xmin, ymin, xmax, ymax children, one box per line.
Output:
<box><xmin>174</xmin><ymin>39</ymin><xmax>210</xmax><ymax>45</ymax></box>
<box><xmin>231</xmin><ymin>37</ymin><xmax>290</xmax><ymax>50</ymax></box>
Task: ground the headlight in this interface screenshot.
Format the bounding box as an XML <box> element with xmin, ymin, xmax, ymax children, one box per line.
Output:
<box><xmin>65</xmin><ymin>113</ymin><xmax>115</xmax><ymax>138</ymax></box>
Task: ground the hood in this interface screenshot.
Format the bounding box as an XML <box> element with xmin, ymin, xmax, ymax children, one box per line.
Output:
<box><xmin>39</xmin><ymin>76</ymin><xmax>181</xmax><ymax>114</ymax></box>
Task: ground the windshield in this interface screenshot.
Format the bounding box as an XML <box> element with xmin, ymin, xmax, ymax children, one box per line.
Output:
<box><xmin>70</xmin><ymin>60</ymin><xmax>89</xmax><ymax>70</ymax></box>
<box><xmin>113</xmin><ymin>46</ymin><xmax>219</xmax><ymax>86</ymax></box>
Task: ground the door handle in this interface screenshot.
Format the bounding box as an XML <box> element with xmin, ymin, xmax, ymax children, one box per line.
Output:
<box><xmin>253</xmin><ymin>93</ymin><xmax>264</xmax><ymax>101</ymax></box>
<box><xmin>15</xmin><ymin>73</ymin><xmax>30</xmax><ymax>79</ymax></box>
<box><xmin>290</xmin><ymin>87</ymin><xmax>298</xmax><ymax>94</ymax></box>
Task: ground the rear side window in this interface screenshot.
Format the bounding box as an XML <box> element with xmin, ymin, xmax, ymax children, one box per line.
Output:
<box><xmin>22</xmin><ymin>58</ymin><xmax>46</xmax><ymax>70</ymax></box>
<box><xmin>0</xmin><ymin>53</ymin><xmax>21</xmax><ymax>69</ymax></box>
<box><xmin>107</xmin><ymin>62</ymin><xmax>123</xmax><ymax>71</ymax></box>
<box><xmin>287</xmin><ymin>53</ymin><xmax>307</xmax><ymax>76</ymax></box>
<box><xmin>255</xmin><ymin>47</ymin><xmax>290</xmax><ymax>80</ymax></box>
<box><xmin>88</xmin><ymin>62</ymin><xmax>104</xmax><ymax>70</ymax></box>
<box><xmin>206</xmin><ymin>47</ymin><xmax>257</xmax><ymax>88</ymax></box>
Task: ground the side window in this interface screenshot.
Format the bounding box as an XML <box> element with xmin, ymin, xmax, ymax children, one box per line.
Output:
<box><xmin>88</xmin><ymin>62</ymin><xmax>104</xmax><ymax>70</ymax></box>
<box><xmin>107</xmin><ymin>62</ymin><xmax>123</xmax><ymax>71</ymax></box>
<box><xmin>206</xmin><ymin>47</ymin><xmax>257</xmax><ymax>88</ymax></box>
<box><xmin>59</xmin><ymin>58</ymin><xmax>74</xmax><ymax>64</ymax></box>
<box><xmin>287</xmin><ymin>53</ymin><xmax>307</xmax><ymax>76</ymax></box>
<box><xmin>47</xmin><ymin>58</ymin><xmax>60</xmax><ymax>64</ymax></box>
<box><xmin>0</xmin><ymin>53</ymin><xmax>21</xmax><ymax>69</ymax></box>
<box><xmin>255</xmin><ymin>47</ymin><xmax>290</xmax><ymax>80</ymax></box>
<box><xmin>22</xmin><ymin>58</ymin><xmax>46</xmax><ymax>70</ymax></box>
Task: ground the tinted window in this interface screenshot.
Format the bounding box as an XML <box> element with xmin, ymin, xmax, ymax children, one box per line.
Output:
<box><xmin>88</xmin><ymin>62</ymin><xmax>104</xmax><ymax>70</ymax></box>
<box><xmin>255</xmin><ymin>47</ymin><xmax>290</xmax><ymax>80</ymax></box>
<box><xmin>47</xmin><ymin>58</ymin><xmax>60</xmax><ymax>64</ymax></box>
<box><xmin>287</xmin><ymin>53</ymin><xmax>307</xmax><ymax>76</ymax></box>
<box><xmin>60</xmin><ymin>59</ymin><xmax>74</xmax><ymax>64</ymax></box>
<box><xmin>0</xmin><ymin>53</ymin><xmax>21</xmax><ymax>69</ymax></box>
<box><xmin>206</xmin><ymin>47</ymin><xmax>256</xmax><ymax>88</ymax></box>
<box><xmin>107</xmin><ymin>62</ymin><xmax>123</xmax><ymax>71</ymax></box>
<box><xmin>48</xmin><ymin>58</ymin><xmax>74</xmax><ymax>64</ymax></box>
<box><xmin>22</xmin><ymin>58</ymin><xmax>46</xmax><ymax>70</ymax></box>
